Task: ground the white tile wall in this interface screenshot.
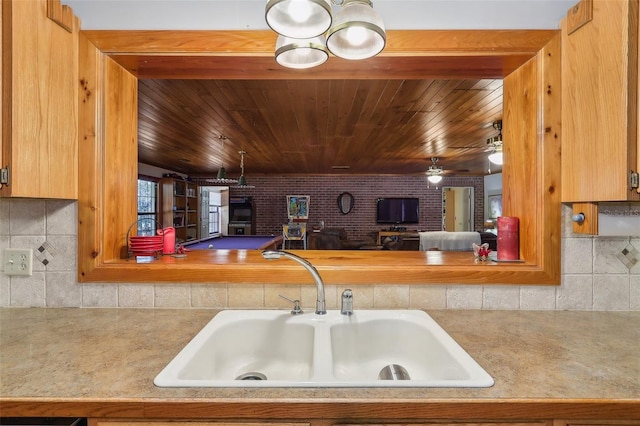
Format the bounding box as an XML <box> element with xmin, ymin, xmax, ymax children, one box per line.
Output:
<box><xmin>0</xmin><ymin>198</ymin><xmax>638</xmax><ymax>311</ymax></box>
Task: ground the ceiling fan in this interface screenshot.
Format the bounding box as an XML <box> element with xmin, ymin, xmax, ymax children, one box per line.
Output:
<box><xmin>486</xmin><ymin>120</ymin><xmax>503</xmax><ymax>165</ymax></box>
<box><xmin>426</xmin><ymin>157</ymin><xmax>445</xmax><ymax>184</ymax></box>
<box><xmin>425</xmin><ymin>156</ymin><xmax>470</xmax><ymax>175</ymax></box>
<box><xmin>443</xmin><ymin>119</ymin><xmax>504</xmax><ymax>171</ymax></box>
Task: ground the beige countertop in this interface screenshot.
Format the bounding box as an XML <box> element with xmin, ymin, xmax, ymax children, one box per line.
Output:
<box><xmin>1</xmin><ymin>308</ymin><xmax>639</xmax><ymax>420</ymax></box>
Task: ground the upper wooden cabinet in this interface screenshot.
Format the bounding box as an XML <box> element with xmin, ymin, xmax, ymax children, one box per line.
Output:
<box><xmin>0</xmin><ymin>0</ymin><xmax>79</xmax><ymax>199</ymax></box>
<box><xmin>561</xmin><ymin>0</ymin><xmax>640</xmax><ymax>203</ymax></box>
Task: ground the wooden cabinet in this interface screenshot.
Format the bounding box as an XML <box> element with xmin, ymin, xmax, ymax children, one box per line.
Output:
<box><xmin>377</xmin><ymin>230</ymin><xmax>420</xmax><ymax>248</ymax></box>
<box><xmin>1</xmin><ymin>0</ymin><xmax>79</xmax><ymax>198</ymax></box>
<box><xmin>339</xmin><ymin>423</ymin><xmax>549</xmax><ymax>426</ymax></box>
<box><xmin>92</xmin><ymin>422</ymin><xmax>309</xmax><ymax>426</ymax></box>
<box><xmin>159</xmin><ymin>178</ymin><xmax>199</xmax><ymax>244</ymax></box>
<box><xmin>88</xmin><ymin>419</ymin><xmax>640</xmax><ymax>426</ymax></box>
<box><xmin>556</xmin><ymin>422</ymin><xmax>640</xmax><ymax>426</ymax></box>
<box><xmin>85</xmin><ymin>421</ymin><xmax>553</xmax><ymax>426</ymax></box>
<box><xmin>91</xmin><ymin>420</ymin><xmax>639</xmax><ymax>426</ymax></box>
<box><xmin>561</xmin><ymin>0</ymin><xmax>640</xmax><ymax>203</ymax></box>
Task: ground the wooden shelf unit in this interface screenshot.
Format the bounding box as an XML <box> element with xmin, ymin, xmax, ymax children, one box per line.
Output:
<box><xmin>160</xmin><ymin>178</ymin><xmax>200</xmax><ymax>244</ymax></box>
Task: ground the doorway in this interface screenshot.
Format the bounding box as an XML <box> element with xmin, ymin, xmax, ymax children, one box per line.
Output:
<box><xmin>442</xmin><ymin>187</ymin><xmax>474</xmax><ymax>231</ymax></box>
<box><xmin>199</xmin><ymin>186</ymin><xmax>229</xmax><ymax>238</ymax></box>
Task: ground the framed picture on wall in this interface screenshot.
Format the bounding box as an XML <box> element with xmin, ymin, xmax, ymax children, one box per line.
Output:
<box><xmin>488</xmin><ymin>194</ymin><xmax>502</xmax><ymax>219</ymax></box>
<box><xmin>287</xmin><ymin>195</ymin><xmax>310</xmax><ymax>220</ymax></box>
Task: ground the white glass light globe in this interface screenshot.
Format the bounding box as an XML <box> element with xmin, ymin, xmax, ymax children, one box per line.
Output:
<box><xmin>427</xmin><ymin>175</ymin><xmax>443</xmax><ymax>184</ymax></box>
<box><xmin>326</xmin><ymin>0</ymin><xmax>386</xmax><ymax>60</ymax></box>
<box><xmin>266</xmin><ymin>0</ymin><xmax>332</xmax><ymax>39</ymax></box>
<box><xmin>275</xmin><ymin>35</ymin><xmax>329</xmax><ymax>69</ymax></box>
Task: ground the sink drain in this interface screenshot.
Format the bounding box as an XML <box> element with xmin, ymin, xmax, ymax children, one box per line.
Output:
<box><xmin>235</xmin><ymin>372</ymin><xmax>267</xmax><ymax>381</ymax></box>
<box><xmin>378</xmin><ymin>364</ymin><xmax>410</xmax><ymax>380</ymax></box>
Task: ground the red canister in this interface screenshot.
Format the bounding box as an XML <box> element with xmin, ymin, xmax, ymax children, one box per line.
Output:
<box><xmin>497</xmin><ymin>217</ymin><xmax>519</xmax><ymax>260</ymax></box>
<box><xmin>158</xmin><ymin>227</ymin><xmax>176</xmax><ymax>255</ymax></box>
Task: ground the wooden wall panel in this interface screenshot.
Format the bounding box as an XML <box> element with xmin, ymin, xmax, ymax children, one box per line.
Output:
<box><xmin>103</xmin><ymin>57</ymin><xmax>138</xmax><ymax>261</ymax></box>
<box><xmin>79</xmin><ymin>46</ymin><xmax>138</xmax><ymax>275</ymax></box>
<box><xmin>78</xmin><ymin>32</ymin><xmax>103</xmax><ymax>278</ymax></box>
<box><xmin>537</xmin><ymin>35</ymin><xmax>563</xmax><ymax>278</ymax></box>
<box><xmin>503</xmin><ymin>59</ymin><xmax>537</xmax><ymax>264</ymax></box>
<box><xmin>503</xmin><ymin>33</ymin><xmax>561</xmax><ymax>279</ymax></box>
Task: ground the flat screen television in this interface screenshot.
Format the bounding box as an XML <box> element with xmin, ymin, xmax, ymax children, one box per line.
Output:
<box><xmin>376</xmin><ymin>197</ymin><xmax>420</xmax><ymax>224</ymax></box>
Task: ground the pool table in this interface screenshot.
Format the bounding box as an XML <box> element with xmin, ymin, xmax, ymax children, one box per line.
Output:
<box><xmin>185</xmin><ymin>235</ymin><xmax>283</xmax><ymax>251</ymax></box>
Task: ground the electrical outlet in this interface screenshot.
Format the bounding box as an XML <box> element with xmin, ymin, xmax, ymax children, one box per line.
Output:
<box><xmin>3</xmin><ymin>248</ymin><xmax>33</xmax><ymax>276</ymax></box>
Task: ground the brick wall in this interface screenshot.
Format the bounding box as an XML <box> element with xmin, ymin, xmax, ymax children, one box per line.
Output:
<box><xmin>229</xmin><ymin>175</ymin><xmax>485</xmax><ymax>240</ymax></box>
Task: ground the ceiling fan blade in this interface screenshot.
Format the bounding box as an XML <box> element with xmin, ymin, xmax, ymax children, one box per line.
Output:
<box><xmin>447</xmin><ymin>146</ymin><xmax>492</xmax><ymax>152</ymax></box>
<box><xmin>443</xmin><ymin>169</ymin><xmax>470</xmax><ymax>173</ymax></box>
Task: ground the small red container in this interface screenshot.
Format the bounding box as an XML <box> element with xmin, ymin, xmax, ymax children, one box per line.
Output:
<box><xmin>157</xmin><ymin>227</ymin><xmax>176</xmax><ymax>255</ymax></box>
<box><xmin>497</xmin><ymin>217</ymin><xmax>519</xmax><ymax>260</ymax></box>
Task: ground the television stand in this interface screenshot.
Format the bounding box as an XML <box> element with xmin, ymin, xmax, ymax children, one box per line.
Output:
<box><xmin>377</xmin><ymin>230</ymin><xmax>420</xmax><ymax>246</ymax></box>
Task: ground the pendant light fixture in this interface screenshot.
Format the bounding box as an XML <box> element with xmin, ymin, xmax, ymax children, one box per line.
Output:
<box><xmin>266</xmin><ymin>0</ymin><xmax>333</xmax><ymax>39</ymax></box>
<box><xmin>209</xmin><ymin>136</ymin><xmax>238</xmax><ymax>184</ymax></box>
<box><xmin>266</xmin><ymin>0</ymin><xmax>386</xmax><ymax>68</ymax></box>
<box><xmin>234</xmin><ymin>150</ymin><xmax>255</xmax><ymax>189</ymax></box>
<box><xmin>487</xmin><ymin>120</ymin><xmax>504</xmax><ymax>166</ymax></box>
<box><xmin>326</xmin><ymin>0</ymin><xmax>386</xmax><ymax>60</ymax></box>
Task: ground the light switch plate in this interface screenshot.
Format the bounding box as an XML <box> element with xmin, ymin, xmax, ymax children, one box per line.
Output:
<box><xmin>3</xmin><ymin>248</ymin><xmax>33</xmax><ymax>276</ymax></box>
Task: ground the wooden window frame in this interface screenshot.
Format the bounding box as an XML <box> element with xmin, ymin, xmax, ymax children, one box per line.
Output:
<box><xmin>77</xmin><ymin>30</ymin><xmax>561</xmax><ymax>285</ymax></box>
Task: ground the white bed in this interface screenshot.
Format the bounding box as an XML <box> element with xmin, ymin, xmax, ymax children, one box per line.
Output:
<box><xmin>418</xmin><ymin>231</ymin><xmax>481</xmax><ymax>251</ymax></box>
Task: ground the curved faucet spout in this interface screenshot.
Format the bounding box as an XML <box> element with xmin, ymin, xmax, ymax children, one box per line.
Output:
<box><xmin>262</xmin><ymin>250</ymin><xmax>326</xmax><ymax>315</ymax></box>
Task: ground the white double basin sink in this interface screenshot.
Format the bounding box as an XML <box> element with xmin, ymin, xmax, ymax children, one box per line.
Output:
<box><xmin>154</xmin><ymin>309</ymin><xmax>494</xmax><ymax>388</ymax></box>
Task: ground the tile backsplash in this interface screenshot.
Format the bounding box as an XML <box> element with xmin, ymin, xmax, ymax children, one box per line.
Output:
<box><xmin>1</xmin><ymin>198</ymin><xmax>638</xmax><ymax>311</ymax></box>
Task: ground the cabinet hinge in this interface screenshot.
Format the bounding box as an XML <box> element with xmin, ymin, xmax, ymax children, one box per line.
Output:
<box><xmin>630</xmin><ymin>170</ymin><xmax>639</xmax><ymax>190</ymax></box>
<box><xmin>0</xmin><ymin>167</ymin><xmax>9</xmax><ymax>187</ymax></box>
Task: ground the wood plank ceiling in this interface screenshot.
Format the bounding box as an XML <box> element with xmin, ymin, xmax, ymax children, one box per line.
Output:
<box><xmin>83</xmin><ymin>29</ymin><xmax>560</xmax><ymax>179</ymax></box>
<box><xmin>138</xmin><ymin>78</ymin><xmax>504</xmax><ymax>177</ymax></box>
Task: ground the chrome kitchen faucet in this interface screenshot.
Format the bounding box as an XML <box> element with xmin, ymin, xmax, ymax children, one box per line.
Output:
<box><xmin>262</xmin><ymin>250</ymin><xmax>326</xmax><ymax>315</ymax></box>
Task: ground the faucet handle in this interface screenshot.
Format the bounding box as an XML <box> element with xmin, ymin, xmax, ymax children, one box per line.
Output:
<box><xmin>279</xmin><ymin>294</ymin><xmax>303</xmax><ymax>315</ymax></box>
<box><xmin>341</xmin><ymin>288</ymin><xmax>353</xmax><ymax>315</ymax></box>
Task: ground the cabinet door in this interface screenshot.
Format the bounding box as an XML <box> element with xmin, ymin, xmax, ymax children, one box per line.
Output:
<box><xmin>1</xmin><ymin>0</ymin><xmax>79</xmax><ymax>198</ymax></box>
<box><xmin>338</xmin><ymin>423</ymin><xmax>549</xmax><ymax>426</ymax></box>
<box><xmin>561</xmin><ymin>0</ymin><xmax>640</xmax><ymax>202</ymax></box>
<box><xmin>561</xmin><ymin>422</ymin><xmax>640</xmax><ymax>426</ymax></box>
<box><xmin>91</xmin><ymin>421</ymin><xmax>309</xmax><ymax>426</ymax></box>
